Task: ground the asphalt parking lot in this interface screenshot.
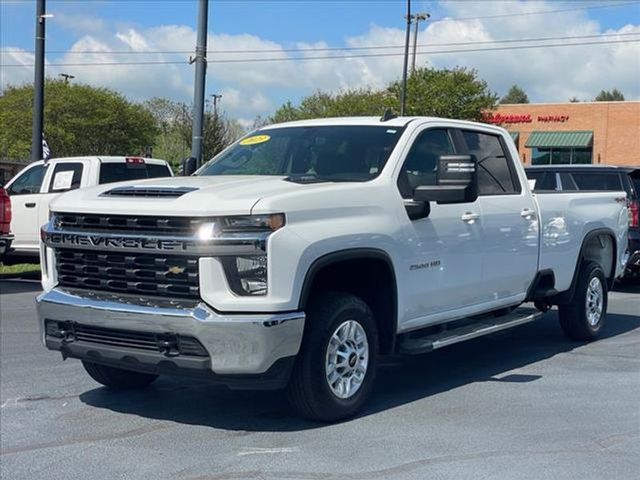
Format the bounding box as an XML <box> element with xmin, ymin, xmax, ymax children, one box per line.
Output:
<box><xmin>1</xmin><ymin>280</ymin><xmax>638</xmax><ymax>480</ymax></box>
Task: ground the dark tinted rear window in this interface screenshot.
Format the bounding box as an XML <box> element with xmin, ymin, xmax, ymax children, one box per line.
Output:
<box><xmin>526</xmin><ymin>170</ymin><xmax>556</xmax><ymax>191</ymax></box>
<box><xmin>99</xmin><ymin>163</ymin><xmax>171</xmax><ymax>184</ymax></box>
<box><xmin>572</xmin><ymin>172</ymin><xmax>622</xmax><ymax>191</ymax></box>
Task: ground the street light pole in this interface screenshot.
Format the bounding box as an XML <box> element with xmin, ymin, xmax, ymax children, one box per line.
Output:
<box><xmin>59</xmin><ymin>73</ymin><xmax>75</xmax><ymax>84</ymax></box>
<box><xmin>411</xmin><ymin>13</ymin><xmax>429</xmax><ymax>74</ymax></box>
<box><xmin>191</xmin><ymin>0</ymin><xmax>209</xmax><ymax>167</ymax></box>
<box><xmin>400</xmin><ymin>0</ymin><xmax>411</xmax><ymax>116</ymax></box>
<box><xmin>210</xmin><ymin>93</ymin><xmax>222</xmax><ymax>117</ymax></box>
<box><xmin>31</xmin><ymin>0</ymin><xmax>46</xmax><ymax>161</ymax></box>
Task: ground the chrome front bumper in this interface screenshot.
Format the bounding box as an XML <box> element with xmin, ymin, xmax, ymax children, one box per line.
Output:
<box><xmin>36</xmin><ymin>288</ymin><xmax>305</xmax><ymax>386</ymax></box>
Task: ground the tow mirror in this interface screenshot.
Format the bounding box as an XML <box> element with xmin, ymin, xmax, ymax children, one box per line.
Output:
<box><xmin>413</xmin><ymin>154</ymin><xmax>478</xmax><ymax>204</ymax></box>
<box><xmin>181</xmin><ymin>157</ymin><xmax>198</xmax><ymax>176</ymax></box>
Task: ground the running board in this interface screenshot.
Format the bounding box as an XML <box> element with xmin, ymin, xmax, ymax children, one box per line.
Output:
<box><xmin>398</xmin><ymin>307</ymin><xmax>543</xmax><ymax>355</ymax></box>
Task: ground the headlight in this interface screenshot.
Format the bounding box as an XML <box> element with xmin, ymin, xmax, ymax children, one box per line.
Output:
<box><xmin>221</xmin><ymin>255</ymin><xmax>268</xmax><ymax>296</ymax></box>
<box><xmin>220</xmin><ymin>214</ymin><xmax>285</xmax><ymax>232</ymax></box>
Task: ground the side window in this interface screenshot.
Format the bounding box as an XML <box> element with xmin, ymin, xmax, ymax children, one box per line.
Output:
<box><xmin>559</xmin><ymin>173</ymin><xmax>578</xmax><ymax>191</ymax></box>
<box><xmin>461</xmin><ymin>130</ymin><xmax>520</xmax><ymax>195</ymax></box>
<box><xmin>572</xmin><ymin>172</ymin><xmax>622</xmax><ymax>191</ymax></box>
<box><xmin>397</xmin><ymin>128</ymin><xmax>455</xmax><ymax>198</ymax></box>
<box><xmin>7</xmin><ymin>164</ymin><xmax>45</xmax><ymax>196</ymax></box>
<box><xmin>527</xmin><ymin>171</ymin><xmax>556</xmax><ymax>191</ymax></box>
<box><xmin>48</xmin><ymin>163</ymin><xmax>83</xmax><ymax>193</ymax></box>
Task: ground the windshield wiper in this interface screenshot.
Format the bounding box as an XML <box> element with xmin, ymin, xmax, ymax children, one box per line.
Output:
<box><xmin>284</xmin><ymin>174</ymin><xmax>334</xmax><ymax>184</ymax></box>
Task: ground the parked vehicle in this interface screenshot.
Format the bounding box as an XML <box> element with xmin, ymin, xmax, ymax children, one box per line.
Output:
<box><xmin>526</xmin><ymin>165</ymin><xmax>640</xmax><ymax>280</ymax></box>
<box><xmin>37</xmin><ymin>117</ymin><xmax>628</xmax><ymax>421</ymax></box>
<box><xmin>0</xmin><ymin>187</ymin><xmax>13</xmax><ymax>260</ymax></box>
<box><xmin>4</xmin><ymin>156</ymin><xmax>173</xmax><ymax>260</ymax></box>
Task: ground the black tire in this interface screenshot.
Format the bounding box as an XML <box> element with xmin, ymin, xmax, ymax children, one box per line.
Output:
<box><xmin>287</xmin><ymin>292</ymin><xmax>378</xmax><ymax>422</ymax></box>
<box><xmin>82</xmin><ymin>361</ymin><xmax>158</xmax><ymax>390</ymax></box>
<box><xmin>558</xmin><ymin>261</ymin><xmax>608</xmax><ymax>341</ymax></box>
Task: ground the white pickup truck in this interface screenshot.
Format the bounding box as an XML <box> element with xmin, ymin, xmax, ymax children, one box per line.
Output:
<box><xmin>37</xmin><ymin>117</ymin><xmax>629</xmax><ymax>421</ymax></box>
<box><xmin>3</xmin><ymin>156</ymin><xmax>173</xmax><ymax>260</ymax></box>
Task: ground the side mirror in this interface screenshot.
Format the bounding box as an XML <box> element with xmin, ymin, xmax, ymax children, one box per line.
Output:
<box><xmin>413</xmin><ymin>154</ymin><xmax>478</xmax><ymax>204</ymax></box>
<box><xmin>181</xmin><ymin>157</ymin><xmax>198</xmax><ymax>176</ymax></box>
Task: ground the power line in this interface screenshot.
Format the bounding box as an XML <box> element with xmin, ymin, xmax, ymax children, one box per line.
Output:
<box><xmin>2</xmin><ymin>38</ymin><xmax>638</xmax><ymax>68</ymax></box>
<box><xmin>6</xmin><ymin>32</ymin><xmax>639</xmax><ymax>56</ymax></box>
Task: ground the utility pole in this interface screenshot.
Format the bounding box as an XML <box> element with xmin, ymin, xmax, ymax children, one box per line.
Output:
<box><xmin>190</xmin><ymin>0</ymin><xmax>209</xmax><ymax>167</ymax></box>
<box><xmin>210</xmin><ymin>93</ymin><xmax>222</xmax><ymax>117</ymax></box>
<box><xmin>400</xmin><ymin>0</ymin><xmax>411</xmax><ymax>116</ymax></box>
<box><xmin>59</xmin><ymin>73</ymin><xmax>75</xmax><ymax>84</ymax></box>
<box><xmin>31</xmin><ymin>0</ymin><xmax>47</xmax><ymax>161</ymax></box>
<box><xmin>411</xmin><ymin>12</ymin><xmax>429</xmax><ymax>74</ymax></box>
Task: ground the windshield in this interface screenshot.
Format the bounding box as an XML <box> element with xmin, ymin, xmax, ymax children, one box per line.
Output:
<box><xmin>196</xmin><ymin>125</ymin><xmax>406</xmax><ymax>182</ymax></box>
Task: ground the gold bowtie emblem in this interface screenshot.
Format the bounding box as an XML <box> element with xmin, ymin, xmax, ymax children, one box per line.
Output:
<box><xmin>167</xmin><ymin>265</ymin><xmax>186</xmax><ymax>275</ymax></box>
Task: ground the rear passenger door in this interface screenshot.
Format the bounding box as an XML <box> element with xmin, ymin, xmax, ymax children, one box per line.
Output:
<box><xmin>459</xmin><ymin>129</ymin><xmax>539</xmax><ymax>305</ymax></box>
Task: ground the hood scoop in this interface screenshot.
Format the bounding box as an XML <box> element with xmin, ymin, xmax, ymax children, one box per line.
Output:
<box><xmin>101</xmin><ymin>186</ymin><xmax>199</xmax><ymax>198</ymax></box>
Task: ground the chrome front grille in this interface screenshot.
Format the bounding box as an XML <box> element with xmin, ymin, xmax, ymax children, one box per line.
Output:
<box><xmin>55</xmin><ymin>249</ymin><xmax>199</xmax><ymax>298</ymax></box>
<box><xmin>53</xmin><ymin>212</ymin><xmax>209</xmax><ymax>235</ymax></box>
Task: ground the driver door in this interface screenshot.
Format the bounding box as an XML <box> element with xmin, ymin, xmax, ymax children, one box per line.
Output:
<box><xmin>6</xmin><ymin>162</ymin><xmax>47</xmax><ymax>253</ymax></box>
<box><xmin>396</xmin><ymin>127</ymin><xmax>485</xmax><ymax>328</ymax></box>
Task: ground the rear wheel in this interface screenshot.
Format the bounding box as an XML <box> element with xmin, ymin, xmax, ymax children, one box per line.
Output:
<box><xmin>558</xmin><ymin>261</ymin><xmax>607</xmax><ymax>341</ymax></box>
<box><xmin>82</xmin><ymin>361</ymin><xmax>158</xmax><ymax>390</ymax></box>
<box><xmin>287</xmin><ymin>292</ymin><xmax>378</xmax><ymax>422</ymax></box>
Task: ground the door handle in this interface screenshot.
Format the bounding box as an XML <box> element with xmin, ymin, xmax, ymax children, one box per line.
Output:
<box><xmin>520</xmin><ymin>208</ymin><xmax>536</xmax><ymax>219</ymax></box>
<box><xmin>25</xmin><ymin>202</ymin><xmax>36</xmax><ymax>208</ymax></box>
<box><xmin>461</xmin><ymin>211</ymin><xmax>480</xmax><ymax>222</ymax></box>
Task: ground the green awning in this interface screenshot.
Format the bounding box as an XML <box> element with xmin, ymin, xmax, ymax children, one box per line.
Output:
<box><xmin>510</xmin><ymin>131</ymin><xmax>520</xmax><ymax>142</ymax></box>
<box><xmin>525</xmin><ymin>131</ymin><xmax>593</xmax><ymax>148</ymax></box>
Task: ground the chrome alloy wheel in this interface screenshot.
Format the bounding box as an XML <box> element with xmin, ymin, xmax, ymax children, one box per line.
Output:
<box><xmin>325</xmin><ymin>320</ymin><xmax>369</xmax><ymax>399</ymax></box>
<box><xmin>586</xmin><ymin>276</ymin><xmax>604</xmax><ymax>326</ymax></box>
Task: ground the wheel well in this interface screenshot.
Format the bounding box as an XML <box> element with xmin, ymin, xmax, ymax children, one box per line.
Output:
<box><xmin>582</xmin><ymin>232</ymin><xmax>616</xmax><ymax>287</ymax></box>
<box><xmin>300</xmin><ymin>252</ymin><xmax>397</xmax><ymax>354</ymax></box>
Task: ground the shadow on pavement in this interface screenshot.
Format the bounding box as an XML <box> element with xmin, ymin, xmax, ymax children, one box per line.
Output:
<box><xmin>80</xmin><ymin>310</ymin><xmax>640</xmax><ymax>432</ymax></box>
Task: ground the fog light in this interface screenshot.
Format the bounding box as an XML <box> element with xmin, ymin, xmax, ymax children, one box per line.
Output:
<box><xmin>221</xmin><ymin>256</ymin><xmax>268</xmax><ymax>296</ymax></box>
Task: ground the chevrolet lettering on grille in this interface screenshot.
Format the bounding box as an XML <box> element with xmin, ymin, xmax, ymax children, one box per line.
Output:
<box><xmin>43</xmin><ymin>232</ymin><xmax>193</xmax><ymax>252</ymax></box>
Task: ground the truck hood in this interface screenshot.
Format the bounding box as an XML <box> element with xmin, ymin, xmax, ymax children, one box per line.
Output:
<box><xmin>49</xmin><ymin>175</ymin><xmax>330</xmax><ymax>216</ymax></box>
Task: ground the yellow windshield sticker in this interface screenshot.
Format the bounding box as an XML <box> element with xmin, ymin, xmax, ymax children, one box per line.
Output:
<box><xmin>239</xmin><ymin>134</ymin><xmax>271</xmax><ymax>146</ymax></box>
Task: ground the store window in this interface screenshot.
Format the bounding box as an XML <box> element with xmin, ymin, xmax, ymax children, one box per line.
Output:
<box><xmin>531</xmin><ymin>147</ymin><xmax>592</xmax><ymax>165</ymax></box>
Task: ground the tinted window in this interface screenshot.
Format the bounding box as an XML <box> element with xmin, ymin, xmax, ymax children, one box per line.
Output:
<box><xmin>629</xmin><ymin>172</ymin><xmax>640</xmax><ymax>200</ymax></box>
<box><xmin>7</xmin><ymin>164</ymin><xmax>45</xmax><ymax>196</ymax></box>
<box><xmin>99</xmin><ymin>163</ymin><xmax>172</xmax><ymax>184</ymax></box>
<box><xmin>49</xmin><ymin>162</ymin><xmax>83</xmax><ymax>193</ymax></box>
<box><xmin>397</xmin><ymin>128</ymin><xmax>454</xmax><ymax>197</ymax></box>
<box><xmin>572</xmin><ymin>172</ymin><xmax>622</xmax><ymax>191</ymax></box>
<box><xmin>526</xmin><ymin>171</ymin><xmax>556</xmax><ymax>191</ymax></box>
<box><xmin>198</xmin><ymin>126</ymin><xmax>405</xmax><ymax>182</ymax></box>
<box><xmin>559</xmin><ymin>173</ymin><xmax>578</xmax><ymax>191</ymax></box>
<box><xmin>462</xmin><ymin>131</ymin><xmax>519</xmax><ymax>195</ymax></box>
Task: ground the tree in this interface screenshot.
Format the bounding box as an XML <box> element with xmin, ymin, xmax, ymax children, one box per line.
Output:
<box><xmin>500</xmin><ymin>84</ymin><xmax>529</xmax><ymax>104</ymax></box>
<box><xmin>569</xmin><ymin>96</ymin><xmax>580</xmax><ymax>103</ymax></box>
<box><xmin>389</xmin><ymin>67</ymin><xmax>499</xmax><ymax>120</ymax></box>
<box><xmin>142</xmin><ymin>97</ymin><xmax>244</xmax><ymax>170</ymax></box>
<box><xmin>271</xmin><ymin>67</ymin><xmax>498</xmax><ymax>123</ymax></box>
<box><xmin>0</xmin><ymin>79</ymin><xmax>157</xmax><ymax>161</ymax></box>
<box><xmin>594</xmin><ymin>89</ymin><xmax>625</xmax><ymax>101</ymax></box>
<box><xmin>271</xmin><ymin>89</ymin><xmax>393</xmax><ymax>123</ymax></box>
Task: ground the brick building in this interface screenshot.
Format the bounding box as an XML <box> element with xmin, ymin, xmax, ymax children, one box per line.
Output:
<box><xmin>483</xmin><ymin>101</ymin><xmax>640</xmax><ymax>166</ymax></box>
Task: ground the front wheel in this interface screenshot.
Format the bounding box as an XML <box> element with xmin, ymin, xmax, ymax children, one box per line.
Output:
<box><xmin>287</xmin><ymin>292</ymin><xmax>378</xmax><ymax>422</ymax></box>
<box><xmin>558</xmin><ymin>261</ymin><xmax>607</xmax><ymax>341</ymax></box>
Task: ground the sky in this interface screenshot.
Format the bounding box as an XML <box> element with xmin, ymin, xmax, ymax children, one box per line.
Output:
<box><xmin>1</xmin><ymin>0</ymin><xmax>639</xmax><ymax>127</ymax></box>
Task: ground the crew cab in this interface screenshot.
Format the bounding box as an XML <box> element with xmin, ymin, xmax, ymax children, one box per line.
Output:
<box><xmin>4</xmin><ymin>156</ymin><xmax>172</xmax><ymax>260</ymax></box>
<box><xmin>36</xmin><ymin>118</ymin><xmax>629</xmax><ymax>421</ymax></box>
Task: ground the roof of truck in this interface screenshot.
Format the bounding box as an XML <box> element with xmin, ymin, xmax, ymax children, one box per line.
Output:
<box><xmin>260</xmin><ymin>116</ymin><xmax>495</xmax><ymax>130</ymax></box>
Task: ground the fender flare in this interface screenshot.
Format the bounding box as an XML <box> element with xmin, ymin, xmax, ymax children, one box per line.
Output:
<box><xmin>551</xmin><ymin>227</ymin><xmax>617</xmax><ymax>304</ymax></box>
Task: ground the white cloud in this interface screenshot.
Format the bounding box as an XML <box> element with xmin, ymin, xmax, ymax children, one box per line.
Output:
<box><xmin>1</xmin><ymin>0</ymin><xmax>638</xmax><ymax>120</ymax></box>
